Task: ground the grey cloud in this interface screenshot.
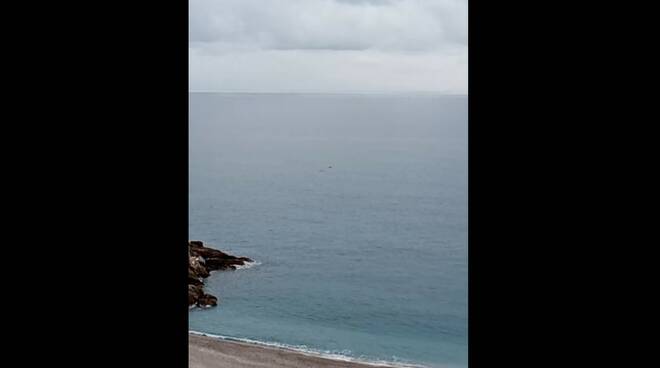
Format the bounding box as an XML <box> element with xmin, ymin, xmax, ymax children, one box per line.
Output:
<box><xmin>189</xmin><ymin>0</ymin><xmax>467</xmax><ymax>51</ymax></box>
<box><xmin>334</xmin><ymin>0</ymin><xmax>395</xmax><ymax>5</ymax></box>
<box><xmin>189</xmin><ymin>0</ymin><xmax>468</xmax><ymax>93</ymax></box>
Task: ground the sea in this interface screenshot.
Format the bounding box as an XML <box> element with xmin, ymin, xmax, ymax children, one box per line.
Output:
<box><xmin>189</xmin><ymin>92</ymin><xmax>467</xmax><ymax>368</ymax></box>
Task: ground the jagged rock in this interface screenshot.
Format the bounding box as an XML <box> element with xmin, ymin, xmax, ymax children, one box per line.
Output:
<box><xmin>205</xmin><ymin>257</ymin><xmax>243</xmax><ymax>270</ymax></box>
<box><xmin>190</xmin><ymin>241</ymin><xmax>253</xmax><ymax>271</ymax></box>
<box><xmin>189</xmin><ymin>240</ymin><xmax>204</xmax><ymax>248</ymax></box>
<box><xmin>190</xmin><ymin>256</ymin><xmax>209</xmax><ymax>278</ymax></box>
<box><xmin>188</xmin><ymin>240</ymin><xmax>251</xmax><ymax>308</ymax></box>
<box><xmin>189</xmin><ymin>268</ymin><xmax>203</xmax><ymax>286</ymax></box>
<box><xmin>189</xmin><ymin>246</ymin><xmax>229</xmax><ymax>259</ymax></box>
<box><xmin>198</xmin><ymin>294</ymin><xmax>218</xmax><ymax>307</ymax></box>
<box><xmin>189</xmin><ymin>284</ymin><xmax>204</xmax><ymax>305</ymax></box>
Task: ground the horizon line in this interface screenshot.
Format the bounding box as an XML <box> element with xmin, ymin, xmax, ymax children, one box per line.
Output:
<box><xmin>188</xmin><ymin>90</ymin><xmax>468</xmax><ymax>96</ymax></box>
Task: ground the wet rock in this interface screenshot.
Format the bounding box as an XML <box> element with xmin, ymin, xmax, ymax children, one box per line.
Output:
<box><xmin>205</xmin><ymin>257</ymin><xmax>243</xmax><ymax>270</ymax></box>
<box><xmin>189</xmin><ymin>240</ymin><xmax>204</xmax><ymax>248</ymax></box>
<box><xmin>197</xmin><ymin>294</ymin><xmax>218</xmax><ymax>307</ymax></box>
<box><xmin>188</xmin><ymin>240</ymin><xmax>251</xmax><ymax>308</ymax></box>
<box><xmin>189</xmin><ymin>284</ymin><xmax>204</xmax><ymax>305</ymax></box>
<box><xmin>190</xmin><ymin>256</ymin><xmax>209</xmax><ymax>278</ymax></box>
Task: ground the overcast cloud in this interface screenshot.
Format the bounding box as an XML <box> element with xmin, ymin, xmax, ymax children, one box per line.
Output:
<box><xmin>189</xmin><ymin>0</ymin><xmax>467</xmax><ymax>93</ymax></box>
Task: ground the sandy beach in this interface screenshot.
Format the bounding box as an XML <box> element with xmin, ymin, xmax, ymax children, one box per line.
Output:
<box><xmin>189</xmin><ymin>333</ymin><xmax>412</xmax><ymax>368</ymax></box>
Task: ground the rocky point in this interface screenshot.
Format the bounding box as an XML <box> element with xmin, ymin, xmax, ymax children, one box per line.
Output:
<box><xmin>188</xmin><ymin>240</ymin><xmax>253</xmax><ymax>308</ymax></box>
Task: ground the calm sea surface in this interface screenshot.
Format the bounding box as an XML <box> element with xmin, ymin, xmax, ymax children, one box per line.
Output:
<box><xmin>189</xmin><ymin>93</ymin><xmax>467</xmax><ymax>368</ymax></box>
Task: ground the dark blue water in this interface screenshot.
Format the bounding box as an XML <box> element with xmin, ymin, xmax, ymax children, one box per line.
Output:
<box><xmin>189</xmin><ymin>93</ymin><xmax>467</xmax><ymax>368</ymax></box>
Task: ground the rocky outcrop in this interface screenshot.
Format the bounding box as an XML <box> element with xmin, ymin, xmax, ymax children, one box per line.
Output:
<box><xmin>188</xmin><ymin>240</ymin><xmax>253</xmax><ymax>308</ymax></box>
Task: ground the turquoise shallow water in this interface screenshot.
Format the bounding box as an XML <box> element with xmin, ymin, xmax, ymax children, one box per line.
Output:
<box><xmin>189</xmin><ymin>93</ymin><xmax>467</xmax><ymax>368</ymax></box>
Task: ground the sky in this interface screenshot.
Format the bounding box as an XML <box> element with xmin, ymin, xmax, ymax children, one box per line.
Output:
<box><xmin>189</xmin><ymin>0</ymin><xmax>467</xmax><ymax>94</ymax></box>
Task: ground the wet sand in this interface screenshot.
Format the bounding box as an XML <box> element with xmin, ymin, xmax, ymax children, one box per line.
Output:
<box><xmin>189</xmin><ymin>333</ymin><xmax>405</xmax><ymax>368</ymax></box>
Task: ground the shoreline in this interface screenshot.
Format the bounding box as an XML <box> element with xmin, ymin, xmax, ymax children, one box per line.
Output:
<box><xmin>189</xmin><ymin>332</ymin><xmax>429</xmax><ymax>368</ymax></box>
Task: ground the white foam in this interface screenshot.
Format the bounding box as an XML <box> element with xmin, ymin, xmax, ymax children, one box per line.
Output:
<box><xmin>189</xmin><ymin>303</ymin><xmax>215</xmax><ymax>310</ymax></box>
<box><xmin>234</xmin><ymin>260</ymin><xmax>261</xmax><ymax>270</ymax></box>
<box><xmin>189</xmin><ymin>330</ymin><xmax>430</xmax><ymax>368</ymax></box>
<box><xmin>205</xmin><ymin>261</ymin><xmax>260</xmax><ymax>275</ymax></box>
